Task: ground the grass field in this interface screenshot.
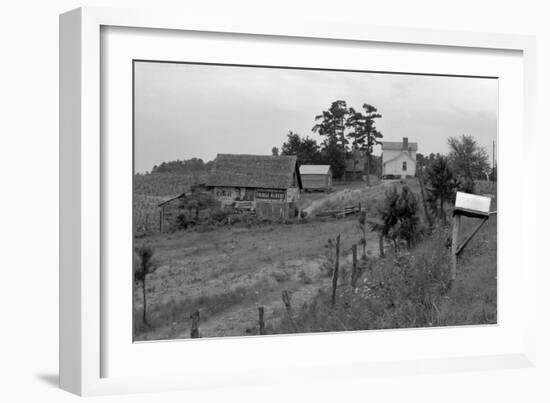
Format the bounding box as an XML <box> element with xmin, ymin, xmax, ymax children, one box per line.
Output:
<box><xmin>133</xmin><ymin>178</ymin><xmax>497</xmax><ymax>340</ymax></box>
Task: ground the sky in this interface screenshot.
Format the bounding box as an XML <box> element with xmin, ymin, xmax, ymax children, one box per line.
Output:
<box><xmin>134</xmin><ymin>61</ymin><xmax>498</xmax><ymax>173</ymax></box>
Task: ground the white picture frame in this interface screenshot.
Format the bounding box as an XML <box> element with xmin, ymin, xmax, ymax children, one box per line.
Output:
<box><xmin>59</xmin><ymin>6</ymin><xmax>537</xmax><ymax>396</ymax></box>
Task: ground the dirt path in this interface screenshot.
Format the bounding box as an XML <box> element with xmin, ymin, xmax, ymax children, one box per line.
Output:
<box><xmin>170</xmin><ymin>250</ymin><xmax>370</xmax><ymax>339</ymax></box>
<box><xmin>303</xmin><ymin>182</ymin><xmax>387</xmax><ymax>216</ymax></box>
<box><xmin>135</xmin><ymin>206</ymin><xmax>382</xmax><ymax>341</ymax></box>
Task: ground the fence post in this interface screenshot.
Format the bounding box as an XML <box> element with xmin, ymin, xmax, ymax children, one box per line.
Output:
<box><xmin>331</xmin><ymin>234</ymin><xmax>341</xmax><ymax>307</ymax></box>
<box><xmin>258</xmin><ymin>306</ymin><xmax>266</xmax><ymax>335</ymax></box>
<box><xmin>351</xmin><ymin>244</ymin><xmax>358</xmax><ymax>287</ymax></box>
<box><xmin>190</xmin><ymin>310</ymin><xmax>200</xmax><ymax>338</ymax></box>
<box><xmin>418</xmin><ymin>173</ymin><xmax>433</xmax><ymax>228</ymax></box>
<box><xmin>159</xmin><ymin>208</ymin><xmax>164</xmax><ymax>233</ymax></box>
<box><xmin>450</xmin><ymin>213</ymin><xmax>461</xmax><ymax>281</ymax></box>
<box><xmin>281</xmin><ymin>290</ymin><xmax>297</xmax><ymax>332</ymax></box>
<box><xmin>379</xmin><ymin>232</ymin><xmax>385</xmax><ymax>258</ymax></box>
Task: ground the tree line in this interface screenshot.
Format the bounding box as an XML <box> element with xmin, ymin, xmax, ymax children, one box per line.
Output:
<box><xmin>273</xmin><ymin>100</ymin><xmax>384</xmax><ymax>182</ymax></box>
<box><xmin>148</xmin><ymin>158</ymin><xmax>214</xmax><ymax>175</ymax></box>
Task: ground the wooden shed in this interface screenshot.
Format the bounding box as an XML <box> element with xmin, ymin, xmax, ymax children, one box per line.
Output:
<box><xmin>206</xmin><ymin>154</ymin><xmax>302</xmax><ymax>220</ymax></box>
<box><xmin>157</xmin><ymin>191</ymin><xmax>189</xmax><ymax>233</ymax></box>
<box><xmin>299</xmin><ymin>165</ymin><xmax>332</xmax><ymax>192</ymax></box>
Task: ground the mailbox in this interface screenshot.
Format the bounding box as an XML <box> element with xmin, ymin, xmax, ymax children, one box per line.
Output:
<box><xmin>454</xmin><ymin>192</ymin><xmax>491</xmax><ymax>218</ymax></box>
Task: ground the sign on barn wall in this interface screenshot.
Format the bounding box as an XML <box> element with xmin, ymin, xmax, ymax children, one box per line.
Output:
<box><xmin>255</xmin><ymin>189</ymin><xmax>285</xmax><ymax>200</ymax></box>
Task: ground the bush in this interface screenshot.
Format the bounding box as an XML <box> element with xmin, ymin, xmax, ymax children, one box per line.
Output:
<box><xmin>270</xmin><ymin>270</ymin><xmax>291</xmax><ymax>283</ymax></box>
<box><xmin>208</xmin><ymin>208</ymin><xmax>229</xmax><ymax>223</ymax></box>
<box><xmin>376</xmin><ymin>185</ymin><xmax>422</xmax><ymax>251</ymax></box>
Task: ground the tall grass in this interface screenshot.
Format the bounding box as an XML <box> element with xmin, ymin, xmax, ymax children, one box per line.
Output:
<box><xmin>270</xmin><ymin>218</ymin><xmax>496</xmax><ymax>334</ymax></box>
<box><xmin>134</xmin><ymin>277</ymin><xmax>274</xmax><ymax>339</ymax></box>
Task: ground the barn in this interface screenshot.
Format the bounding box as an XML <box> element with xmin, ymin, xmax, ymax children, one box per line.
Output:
<box><xmin>206</xmin><ymin>154</ymin><xmax>302</xmax><ymax>220</ymax></box>
<box><xmin>299</xmin><ymin>165</ymin><xmax>332</xmax><ymax>192</ymax></box>
<box><xmin>382</xmin><ymin>137</ymin><xmax>418</xmax><ymax>179</ymax></box>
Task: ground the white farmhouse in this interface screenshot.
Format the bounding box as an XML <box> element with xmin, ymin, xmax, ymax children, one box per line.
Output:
<box><xmin>381</xmin><ymin>137</ymin><xmax>418</xmax><ymax>179</ymax></box>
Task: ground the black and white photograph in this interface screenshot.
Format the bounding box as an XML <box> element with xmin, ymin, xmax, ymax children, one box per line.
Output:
<box><xmin>132</xmin><ymin>61</ymin><xmax>498</xmax><ymax>341</ymax></box>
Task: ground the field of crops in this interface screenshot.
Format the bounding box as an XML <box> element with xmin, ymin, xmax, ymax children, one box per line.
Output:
<box><xmin>134</xmin><ymin>171</ymin><xmax>209</xmax><ymax>234</ymax></box>
<box><xmin>134</xmin><ymin>171</ymin><xmax>207</xmax><ymax>197</ymax></box>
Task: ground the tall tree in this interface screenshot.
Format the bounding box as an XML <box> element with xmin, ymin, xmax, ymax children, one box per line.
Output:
<box><xmin>345</xmin><ymin>103</ymin><xmax>383</xmax><ymax>185</ymax></box>
<box><xmin>312</xmin><ymin>100</ymin><xmax>349</xmax><ymax>178</ymax></box>
<box><xmin>447</xmin><ymin>134</ymin><xmax>490</xmax><ymax>187</ymax></box>
<box><xmin>280</xmin><ymin>131</ymin><xmax>321</xmax><ymax>165</ymax></box>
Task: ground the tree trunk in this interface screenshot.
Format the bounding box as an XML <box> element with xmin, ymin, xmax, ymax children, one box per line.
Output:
<box><xmin>440</xmin><ymin>199</ymin><xmax>446</xmax><ymax>225</ymax></box>
<box><xmin>142</xmin><ymin>277</ymin><xmax>148</xmax><ymax>326</ymax></box>
<box><xmin>379</xmin><ymin>233</ymin><xmax>385</xmax><ymax>258</ymax></box>
<box><xmin>365</xmin><ymin>151</ymin><xmax>371</xmax><ymax>186</ymax></box>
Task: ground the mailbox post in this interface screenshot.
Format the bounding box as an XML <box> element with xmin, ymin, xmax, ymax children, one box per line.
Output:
<box><xmin>451</xmin><ymin>192</ymin><xmax>493</xmax><ymax>281</ymax></box>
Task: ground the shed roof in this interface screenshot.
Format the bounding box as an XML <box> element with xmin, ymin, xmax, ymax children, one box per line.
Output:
<box><xmin>299</xmin><ymin>165</ymin><xmax>332</xmax><ymax>175</ymax></box>
<box><xmin>381</xmin><ymin>141</ymin><xmax>418</xmax><ymax>151</ymax></box>
<box><xmin>206</xmin><ymin>154</ymin><xmax>301</xmax><ymax>189</ymax></box>
<box><xmin>157</xmin><ymin>191</ymin><xmax>188</xmax><ymax>207</ymax></box>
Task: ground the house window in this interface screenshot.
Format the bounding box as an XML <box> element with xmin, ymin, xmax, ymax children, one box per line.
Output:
<box><xmin>402</xmin><ymin>161</ymin><xmax>407</xmax><ymax>171</ymax></box>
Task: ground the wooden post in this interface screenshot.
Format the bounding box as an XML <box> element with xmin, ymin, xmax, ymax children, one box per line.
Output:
<box><xmin>159</xmin><ymin>208</ymin><xmax>164</xmax><ymax>233</ymax></box>
<box><xmin>456</xmin><ymin>217</ymin><xmax>488</xmax><ymax>257</ymax></box>
<box><xmin>190</xmin><ymin>310</ymin><xmax>200</xmax><ymax>338</ymax></box>
<box><xmin>418</xmin><ymin>173</ymin><xmax>433</xmax><ymax>228</ymax></box>
<box><xmin>331</xmin><ymin>234</ymin><xmax>341</xmax><ymax>307</ymax></box>
<box><xmin>450</xmin><ymin>213</ymin><xmax>461</xmax><ymax>281</ymax></box>
<box><xmin>379</xmin><ymin>232</ymin><xmax>385</xmax><ymax>258</ymax></box>
<box><xmin>145</xmin><ymin>213</ymin><xmax>149</xmax><ymax>233</ymax></box>
<box><xmin>258</xmin><ymin>306</ymin><xmax>266</xmax><ymax>335</ymax></box>
<box><xmin>281</xmin><ymin>290</ymin><xmax>297</xmax><ymax>332</ymax></box>
<box><xmin>351</xmin><ymin>244</ymin><xmax>358</xmax><ymax>287</ymax></box>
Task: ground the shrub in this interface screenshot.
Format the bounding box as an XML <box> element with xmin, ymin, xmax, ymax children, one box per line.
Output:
<box><xmin>298</xmin><ymin>269</ymin><xmax>313</xmax><ymax>284</ymax></box>
<box><xmin>208</xmin><ymin>208</ymin><xmax>229</xmax><ymax>223</ymax></box>
<box><xmin>425</xmin><ymin>155</ymin><xmax>458</xmax><ymax>224</ymax></box>
<box><xmin>374</xmin><ymin>185</ymin><xmax>422</xmax><ymax>252</ymax></box>
<box><xmin>134</xmin><ymin>244</ymin><xmax>158</xmax><ymax>327</ymax></box>
<box><xmin>270</xmin><ymin>270</ymin><xmax>291</xmax><ymax>283</ymax></box>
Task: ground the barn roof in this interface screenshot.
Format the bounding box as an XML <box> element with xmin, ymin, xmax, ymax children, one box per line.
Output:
<box><xmin>207</xmin><ymin>154</ymin><xmax>301</xmax><ymax>189</ymax></box>
<box><xmin>299</xmin><ymin>165</ymin><xmax>331</xmax><ymax>175</ymax></box>
<box><xmin>382</xmin><ymin>141</ymin><xmax>418</xmax><ymax>151</ymax></box>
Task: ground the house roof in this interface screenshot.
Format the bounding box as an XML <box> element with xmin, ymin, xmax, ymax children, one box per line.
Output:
<box><xmin>207</xmin><ymin>154</ymin><xmax>301</xmax><ymax>189</ymax></box>
<box><xmin>381</xmin><ymin>141</ymin><xmax>418</xmax><ymax>151</ymax></box>
<box><xmin>299</xmin><ymin>165</ymin><xmax>332</xmax><ymax>175</ymax></box>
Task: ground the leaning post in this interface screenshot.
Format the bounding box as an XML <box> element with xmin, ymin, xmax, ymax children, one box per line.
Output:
<box><xmin>331</xmin><ymin>234</ymin><xmax>341</xmax><ymax>307</ymax></box>
<box><xmin>351</xmin><ymin>244</ymin><xmax>358</xmax><ymax>287</ymax></box>
<box><xmin>450</xmin><ymin>213</ymin><xmax>461</xmax><ymax>281</ymax></box>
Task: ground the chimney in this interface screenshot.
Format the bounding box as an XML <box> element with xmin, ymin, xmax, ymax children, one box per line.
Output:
<box><xmin>402</xmin><ymin>137</ymin><xmax>409</xmax><ymax>150</ymax></box>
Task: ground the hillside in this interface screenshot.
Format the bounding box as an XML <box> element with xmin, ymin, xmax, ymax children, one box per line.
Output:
<box><xmin>134</xmin><ymin>171</ymin><xmax>208</xmax><ymax>197</ymax></box>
